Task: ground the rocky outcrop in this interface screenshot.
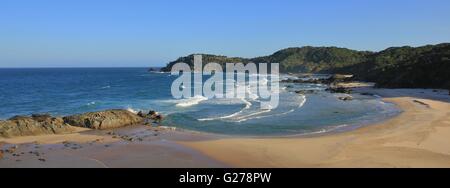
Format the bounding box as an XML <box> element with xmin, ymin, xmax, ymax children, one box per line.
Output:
<box><xmin>63</xmin><ymin>109</ymin><xmax>144</xmax><ymax>130</ymax></box>
<box><xmin>137</xmin><ymin>110</ymin><xmax>164</xmax><ymax>124</ymax></box>
<box><xmin>282</xmin><ymin>74</ymin><xmax>354</xmax><ymax>85</ymax></box>
<box><xmin>0</xmin><ymin>114</ymin><xmax>75</xmax><ymax>138</ymax></box>
<box><xmin>326</xmin><ymin>86</ymin><xmax>352</xmax><ymax>94</ymax></box>
<box><xmin>338</xmin><ymin>95</ymin><xmax>354</xmax><ymax>101</ymax></box>
<box><xmin>295</xmin><ymin>90</ymin><xmax>318</xmax><ymax>95</ymax></box>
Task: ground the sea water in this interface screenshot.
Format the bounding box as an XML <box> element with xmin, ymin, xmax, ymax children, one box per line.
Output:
<box><xmin>0</xmin><ymin>68</ymin><xmax>401</xmax><ymax>136</ymax></box>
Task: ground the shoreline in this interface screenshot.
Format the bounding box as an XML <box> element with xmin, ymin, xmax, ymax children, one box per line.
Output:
<box><xmin>179</xmin><ymin>88</ymin><xmax>450</xmax><ymax>167</ymax></box>
<box><xmin>1</xmin><ymin>88</ymin><xmax>450</xmax><ymax>167</ymax></box>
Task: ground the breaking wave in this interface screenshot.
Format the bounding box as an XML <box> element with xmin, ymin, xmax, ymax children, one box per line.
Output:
<box><xmin>175</xmin><ymin>95</ymin><xmax>209</xmax><ymax>107</ymax></box>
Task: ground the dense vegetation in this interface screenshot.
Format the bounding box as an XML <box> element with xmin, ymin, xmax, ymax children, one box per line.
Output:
<box><xmin>162</xmin><ymin>43</ymin><xmax>450</xmax><ymax>89</ymax></box>
<box><xmin>160</xmin><ymin>54</ymin><xmax>249</xmax><ymax>72</ymax></box>
<box><xmin>252</xmin><ymin>47</ymin><xmax>372</xmax><ymax>73</ymax></box>
<box><xmin>335</xmin><ymin>43</ymin><xmax>450</xmax><ymax>89</ymax></box>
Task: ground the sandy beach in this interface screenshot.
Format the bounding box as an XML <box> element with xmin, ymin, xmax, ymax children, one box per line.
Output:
<box><xmin>0</xmin><ymin>126</ymin><xmax>227</xmax><ymax>168</ymax></box>
<box><xmin>1</xmin><ymin>88</ymin><xmax>450</xmax><ymax>168</ymax></box>
<box><xmin>181</xmin><ymin>88</ymin><xmax>450</xmax><ymax>168</ymax></box>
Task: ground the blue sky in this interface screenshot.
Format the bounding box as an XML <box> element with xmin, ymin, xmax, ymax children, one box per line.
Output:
<box><xmin>1</xmin><ymin>0</ymin><xmax>450</xmax><ymax>67</ymax></box>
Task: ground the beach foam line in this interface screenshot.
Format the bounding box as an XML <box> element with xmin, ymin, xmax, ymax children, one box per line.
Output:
<box><xmin>198</xmin><ymin>98</ymin><xmax>252</xmax><ymax>121</ymax></box>
<box><xmin>234</xmin><ymin>94</ymin><xmax>307</xmax><ymax>122</ymax></box>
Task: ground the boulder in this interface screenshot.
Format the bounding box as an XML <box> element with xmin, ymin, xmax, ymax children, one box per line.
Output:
<box><xmin>152</xmin><ymin>114</ymin><xmax>164</xmax><ymax>123</ymax></box>
<box><xmin>63</xmin><ymin>109</ymin><xmax>144</xmax><ymax>130</ymax></box>
<box><xmin>136</xmin><ymin>110</ymin><xmax>164</xmax><ymax>124</ymax></box>
<box><xmin>0</xmin><ymin>114</ymin><xmax>75</xmax><ymax>138</ymax></box>
<box><xmin>326</xmin><ymin>87</ymin><xmax>352</xmax><ymax>94</ymax></box>
<box><xmin>338</xmin><ymin>95</ymin><xmax>354</xmax><ymax>101</ymax></box>
<box><xmin>281</xmin><ymin>74</ymin><xmax>354</xmax><ymax>85</ymax></box>
<box><xmin>295</xmin><ymin>90</ymin><xmax>317</xmax><ymax>95</ymax></box>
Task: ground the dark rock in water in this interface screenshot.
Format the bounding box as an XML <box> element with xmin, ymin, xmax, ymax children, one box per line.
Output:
<box><xmin>1</xmin><ymin>115</ymin><xmax>75</xmax><ymax>138</ymax></box>
<box><xmin>148</xmin><ymin>110</ymin><xmax>157</xmax><ymax>116</ymax></box>
<box><xmin>295</xmin><ymin>90</ymin><xmax>317</xmax><ymax>95</ymax></box>
<box><xmin>63</xmin><ymin>109</ymin><xmax>144</xmax><ymax>130</ymax></box>
<box><xmin>152</xmin><ymin>114</ymin><xmax>164</xmax><ymax>123</ymax></box>
<box><xmin>326</xmin><ymin>87</ymin><xmax>352</xmax><ymax>94</ymax></box>
<box><xmin>359</xmin><ymin>92</ymin><xmax>374</xmax><ymax>96</ymax></box>
<box><xmin>137</xmin><ymin>111</ymin><xmax>145</xmax><ymax>118</ymax></box>
<box><xmin>281</xmin><ymin>74</ymin><xmax>354</xmax><ymax>85</ymax></box>
<box><xmin>338</xmin><ymin>96</ymin><xmax>354</xmax><ymax>101</ymax></box>
<box><xmin>136</xmin><ymin>110</ymin><xmax>164</xmax><ymax>124</ymax></box>
<box><xmin>148</xmin><ymin>67</ymin><xmax>161</xmax><ymax>72</ymax></box>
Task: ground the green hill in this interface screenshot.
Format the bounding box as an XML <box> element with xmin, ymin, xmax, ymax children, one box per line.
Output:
<box><xmin>335</xmin><ymin>43</ymin><xmax>450</xmax><ymax>89</ymax></box>
<box><xmin>162</xmin><ymin>43</ymin><xmax>450</xmax><ymax>89</ymax></box>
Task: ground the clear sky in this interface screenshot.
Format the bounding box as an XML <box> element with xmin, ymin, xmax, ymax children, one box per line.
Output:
<box><xmin>1</xmin><ymin>0</ymin><xmax>450</xmax><ymax>67</ymax></box>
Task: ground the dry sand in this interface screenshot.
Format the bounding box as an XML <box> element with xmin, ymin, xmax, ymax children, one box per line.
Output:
<box><xmin>180</xmin><ymin>88</ymin><xmax>450</xmax><ymax>168</ymax></box>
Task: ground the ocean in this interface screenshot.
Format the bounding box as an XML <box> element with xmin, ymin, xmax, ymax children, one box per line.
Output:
<box><xmin>0</xmin><ymin>68</ymin><xmax>401</xmax><ymax>136</ymax></box>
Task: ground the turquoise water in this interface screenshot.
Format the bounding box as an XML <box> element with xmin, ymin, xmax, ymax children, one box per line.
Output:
<box><xmin>0</xmin><ymin>68</ymin><xmax>400</xmax><ymax>136</ymax></box>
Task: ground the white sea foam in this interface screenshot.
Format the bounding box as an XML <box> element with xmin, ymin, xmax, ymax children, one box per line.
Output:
<box><xmin>234</xmin><ymin>95</ymin><xmax>307</xmax><ymax>122</ymax></box>
<box><xmin>126</xmin><ymin>107</ymin><xmax>139</xmax><ymax>114</ymax></box>
<box><xmin>86</xmin><ymin>101</ymin><xmax>96</xmax><ymax>106</ymax></box>
<box><xmin>198</xmin><ymin>93</ymin><xmax>307</xmax><ymax>122</ymax></box>
<box><xmin>234</xmin><ymin>109</ymin><xmax>272</xmax><ymax>122</ymax></box>
<box><xmin>176</xmin><ymin>95</ymin><xmax>208</xmax><ymax>107</ymax></box>
<box><xmin>198</xmin><ymin>98</ymin><xmax>252</xmax><ymax>121</ymax></box>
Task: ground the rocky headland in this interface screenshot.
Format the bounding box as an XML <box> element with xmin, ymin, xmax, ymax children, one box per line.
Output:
<box><xmin>1</xmin><ymin>109</ymin><xmax>164</xmax><ymax>138</ymax></box>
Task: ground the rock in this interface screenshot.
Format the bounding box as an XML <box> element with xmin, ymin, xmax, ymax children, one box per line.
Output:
<box><xmin>6</xmin><ymin>145</ymin><xmax>18</xmax><ymax>153</ymax></box>
<box><xmin>63</xmin><ymin>109</ymin><xmax>144</xmax><ymax>130</ymax></box>
<box><xmin>338</xmin><ymin>95</ymin><xmax>354</xmax><ymax>101</ymax></box>
<box><xmin>148</xmin><ymin>110</ymin><xmax>157</xmax><ymax>116</ymax></box>
<box><xmin>0</xmin><ymin>115</ymin><xmax>75</xmax><ymax>138</ymax></box>
<box><xmin>152</xmin><ymin>114</ymin><xmax>164</xmax><ymax>123</ymax></box>
<box><xmin>38</xmin><ymin>158</ymin><xmax>46</xmax><ymax>162</ymax></box>
<box><xmin>281</xmin><ymin>74</ymin><xmax>353</xmax><ymax>85</ymax></box>
<box><xmin>295</xmin><ymin>90</ymin><xmax>317</xmax><ymax>95</ymax></box>
<box><xmin>359</xmin><ymin>92</ymin><xmax>374</xmax><ymax>96</ymax></box>
<box><xmin>0</xmin><ymin>150</ymin><xmax>3</xmax><ymax>159</ymax></box>
<box><xmin>31</xmin><ymin>114</ymin><xmax>52</xmax><ymax>122</ymax></box>
<box><xmin>136</xmin><ymin>110</ymin><xmax>164</xmax><ymax>124</ymax></box>
<box><xmin>137</xmin><ymin>111</ymin><xmax>145</xmax><ymax>118</ymax></box>
<box><xmin>326</xmin><ymin>87</ymin><xmax>352</xmax><ymax>94</ymax></box>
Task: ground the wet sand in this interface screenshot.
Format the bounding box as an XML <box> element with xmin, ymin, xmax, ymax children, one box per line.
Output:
<box><xmin>0</xmin><ymin>126</ymin><xmax>227</xmax><ymax>168</ymax></box>
<box><xmin>180</xmin><ymin>88</ymin><xmax>450</xmax><ymax>167</ymax></box>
